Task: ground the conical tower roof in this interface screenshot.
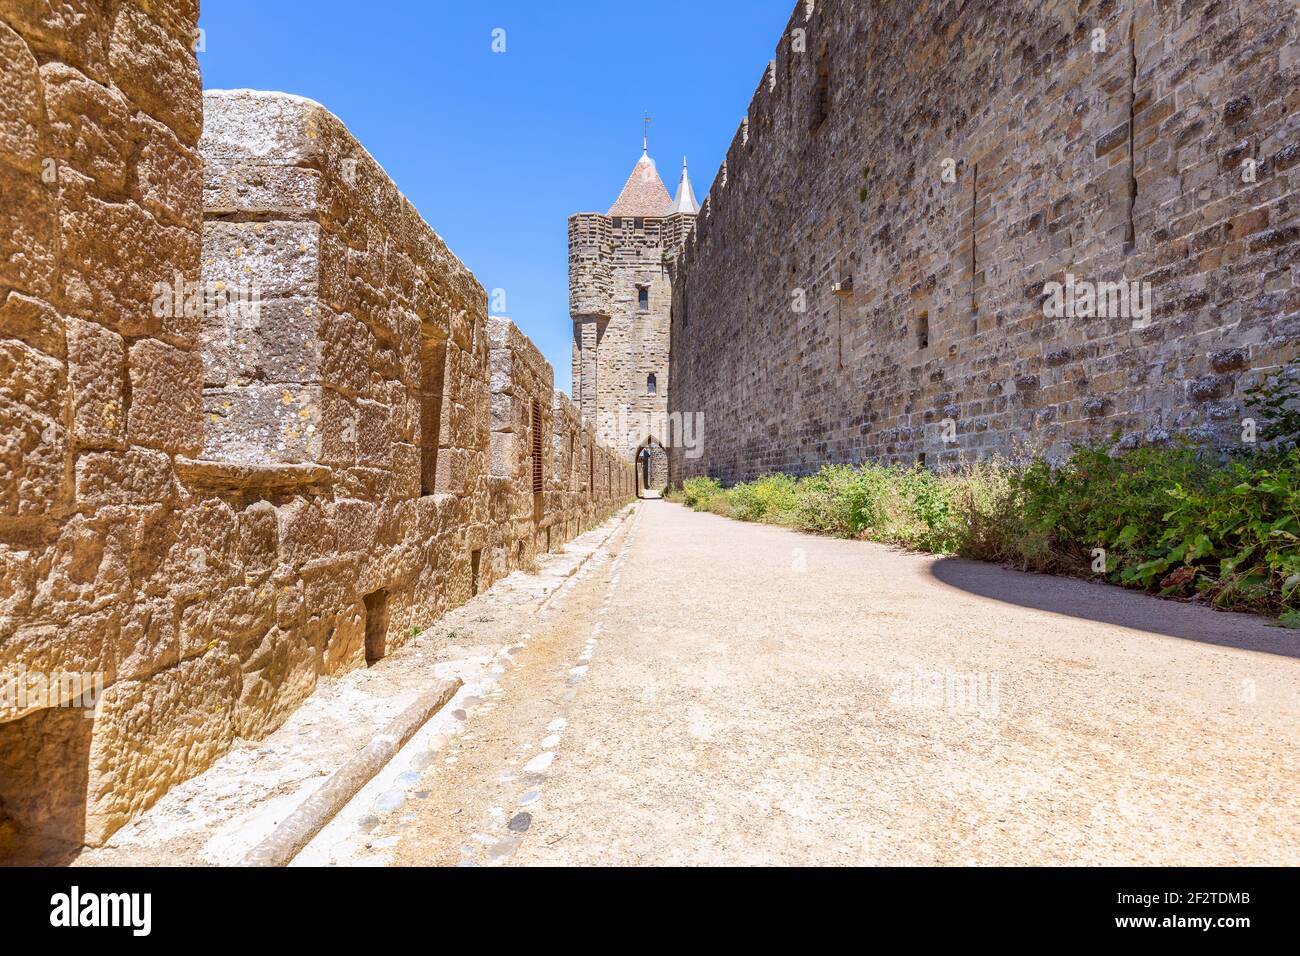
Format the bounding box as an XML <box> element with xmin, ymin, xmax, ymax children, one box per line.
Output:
<box><xmin>608</xmin><ymin>150</ymin><xmax>672</xmax><ymax>218</ymax></box>
<box><xmin>665</xmin><ymin>157</ymin><xmax>700</xmax><ymax>215</ymax></box>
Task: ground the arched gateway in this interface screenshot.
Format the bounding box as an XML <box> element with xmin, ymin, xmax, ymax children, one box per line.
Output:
<box><xmin>636</xmin><ymin>438</ymin><xmax>669</xmax><ymax>498</ymax></box>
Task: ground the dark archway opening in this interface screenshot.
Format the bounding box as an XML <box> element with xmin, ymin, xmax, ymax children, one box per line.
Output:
<box><xmin>636</xmin><ymin>438</ymin><xmax>668</xmax><ymax>499</ymax></box>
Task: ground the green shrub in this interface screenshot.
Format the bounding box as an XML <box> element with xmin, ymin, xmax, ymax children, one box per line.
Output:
<box><xmin>678</xmin><ymin>438</ymin><xmax>1300</xmax><ymax>619</ymax></box>
<box><xmin>935</xmin><ymin>457</ymin><xmax>1028</xmax><ymax>563</ymax></box>
<box><xmin>705</xmin><ymin>493</ymin><xmax>735</xmax><ymax>517</ymax></box>
<box><xmin>727</xmin><ymin>474</ymin><xmax>798</xmax><ymax>522</ymax></box>
<box><xmin>1017</xmin><ymin>441</ymin><xmax>1300</xmax><ymax>613</ymax></box>
<box><xmin>681</xmin><ymin>476</ymin><xmax>722</xmax><ymax>510</ymax></box>
<box><xmin>1245</xmin><ymin>358</ymin><xmax>1300</xmax><ymax>451</ymax></box>
<box><xmin>792</xmin><ymin>463</ymin><xmax>889</xmax><ymax>537</ymax></box>
<box><xmin>1017</xmin><ymin>443</ymin><xmax>1208</xmax><ymax>574</ymax></box>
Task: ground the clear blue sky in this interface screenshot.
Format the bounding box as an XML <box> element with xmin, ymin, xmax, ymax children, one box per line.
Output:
<box><xmin>197</xmin><ymin>0</ymin><xmax>795</xmax><ymax>395</ymax></box>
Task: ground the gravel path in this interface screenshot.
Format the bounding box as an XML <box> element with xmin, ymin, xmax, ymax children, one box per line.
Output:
<box><xmin>386</xmin><ymin>500</ymin><xmax>1300</xmax><ymax>866</ymax></box>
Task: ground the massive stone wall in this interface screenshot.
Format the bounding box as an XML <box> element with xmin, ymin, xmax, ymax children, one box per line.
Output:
<box><xmin>0</xmin><ymin>5</ymin><xmax>631</xmax><ymax>863</ymax></box>
<box><xmin>669</xmin><ymin>0</ymin><xmax>1300</xmax><ymax>484</ymax></box>
<box><xmin>0</xmin><ymin>0</ymin><xmax>205</xmax><ymax>863</ymax></box>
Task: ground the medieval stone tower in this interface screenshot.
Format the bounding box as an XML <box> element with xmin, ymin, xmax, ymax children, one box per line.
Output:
<box><xmin>568</xmin><ymin>140</ymin><xmax>699</xmax><ymax>490</ymax></box>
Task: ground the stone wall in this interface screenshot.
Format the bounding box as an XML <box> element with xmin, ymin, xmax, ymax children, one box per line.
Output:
<box><xmin>0</xmin><ymin>5</ymin><xmax>631</xmax><ymax>863</ymax></box>
<box><xmin>669</xmin><ymin>0</ymin><xmax>1300</xmax><ymax>485</ymax></box>
<box><xmin>489</xmin><ymin>314</ymin><xmax>630</xmax><ymax>573</ymax></box>
<box><xmin>0</xmin><ymin>0</ymin><xmax>204</xmax><ymax>863</ymax></box>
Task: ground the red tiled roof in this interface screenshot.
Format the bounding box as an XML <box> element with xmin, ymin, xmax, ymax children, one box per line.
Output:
<box><xmin>608</xmin><ymin>153</ymin><xmax>672</xmax><ymax>217</ymax></box>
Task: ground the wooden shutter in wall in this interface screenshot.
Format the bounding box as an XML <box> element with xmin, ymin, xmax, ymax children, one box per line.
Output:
<box><xmin>531</xmin><ymin>400</ymin><xmax>543</xmax><ymax>494</ymax></box>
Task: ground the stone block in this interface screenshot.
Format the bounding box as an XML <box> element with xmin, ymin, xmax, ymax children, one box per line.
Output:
<box><xmin>0</xmin><ymin>156</ymin><xmax>57</xmax><ymax>300</ymax></box>
<box><xmin>74</xmin><ymin>448</ymin><xmax>173</xmax><ymax>509</ymax></box>
<box><xmin>391</xmin><ymin>441</ymin><xmax>421</xmax><ymax>499</ymax></box>
<box><xmin>0</xmin><ymin>291</ymin><xmax>64</xmax><ymax>359</ymax></box>
<box><xmin>113</xmin><ymin>595</ymin><xmax>178</xmax><ymax>684</ymax></box>
<box><xmin>232</xmin><ymin>622</ymin><xmax>318</xmax><ymax>739</ymax></box>
<box><xmin>202</xmin><ymin>219</ymin><xmax>319</xmax><ymax>302</ymax></box>
<box><xmin>57</xmin><ymin>173</ymin><xmax>197</xmax><ymax>337</ymax></box>
<box><xmin>490</xmin><ymin>431</ymin><xmax>516</xmax><ymax>478</ymax></box>
<box><xmin>84</xmin><ymin>649</ymin><xmax>239</xmax><ymax>844</ymax></box>
<box><xmin>202</xmin><ymin>383</ymin><xmax>322</xmax><ymax>464</ymax></box>
<box><xmin>0</xmin><ymin>0</ymin><xmax>109</xmax><ymax>83</ymax></box>
<box><xmin>0</xmin><ymin>21</ymin><xmax>45</xmax><ymax>173</ymax></box>
<box><xmin>0</xmin><ymin>395</ymin><xmax>67</xmax><ymax>516</ymax></box>
<box><xmin>134</xmin><ymin>110</ymin><xmax>201</xmax><ymax>227</ymax></box>
<box><xmin>0</xmin><ymin>338</ymin><xmax>64</xmax><ymax>411</ymax></box>
<box><xmin>203</xmin><ymin>161</ymin><xmax>320</xmax><ymax>217</ymax></box>
<box><xmin>237</xmin><ymin>501</ymin><xmax>279</xmax><ymax>574</ymax></box>
<box><xmin>66</xmin><ymin>317</ymin><xmax>125</xmax><ymax>449</ymax></box>
<box><xmin>355</xmin><ymin>397</ymin><xmax>391</xmax><ymax>466</ymax></box>
<box><xmin>0</xmin><ymin>616</ymin><xmax>111</xmax><ymax>721</ymax></box>
<box><xmin>40</xmin><ymin>62</ymin><xmax>130</xmax><ymax>194</ymax></box>
<box><xmin>106</xmin><ymin>3</ymin><xmax>201</xmax><ymax>143</ymax></box>
<box><xmin>276</xmin><ymin>497</ymin><xmax>337</xmax><ymax>568</ymax></box>
<box><xmin>319</xmin><ymin>306</ymin><xmax>369</xmax><ymax>394</ymax></box>
<box><xmin>127</xmin><ymin>339</ymin><xmax>202</xmax><ymax>454</ymax></box>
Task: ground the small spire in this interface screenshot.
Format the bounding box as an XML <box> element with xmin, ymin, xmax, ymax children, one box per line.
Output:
<box><xmin>665</xmin><ymin>156</ymin><xmax>700</xmax><ymax>215</ymax></box>
<box><xmin>642</xmin><ymin>112</ymin><xmax>650</xmax><ymax>156</ymax></box>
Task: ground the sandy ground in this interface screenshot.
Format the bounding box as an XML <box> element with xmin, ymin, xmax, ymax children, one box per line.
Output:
<box><xmin>367</xmin><ymin>499</ymin><xmax>1300</xmax><ymax>866</ymax></box>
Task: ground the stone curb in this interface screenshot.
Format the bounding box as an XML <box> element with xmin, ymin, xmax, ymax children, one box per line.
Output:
<box><xmin>239</xmin><ymin>677</ymin><xmax>463</xmax><ymax>867</ymax></box>
<box><xmin>536</xmin><ymin>504</ymin><xmax>635</xmax><ymax>612</ymax></box>
<box><xmin>239</xmin><ymin>505</ymin><xmax>632</xmax><ymax>866</ymax></box>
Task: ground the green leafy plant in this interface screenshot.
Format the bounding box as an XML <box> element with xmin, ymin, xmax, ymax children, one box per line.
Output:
<box><xmin>670</xmin><ymin>440</ymin><xmax>1300</xmax><ymax>621</ymax></box>
<box><xmin>793</xmin><ymin>463</ymin><xmax>887</xmax><ymax>537</ymax></box>
<box><xmin>1244</xmin><ymin>358</ymin><xmax>1300</xmax><ymax>450</ymax></box>
<box><xmin>727</xmin><ymin>473</ymin><xmax>798</xmax><ymax>522</ymax></box>
<box><xmin>681</xmin><ymin>476</ymin><xmax>723</xmax><ymax>510</ymax></box>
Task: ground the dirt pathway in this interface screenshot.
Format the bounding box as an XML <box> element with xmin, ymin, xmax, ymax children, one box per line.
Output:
<box><xmin>380</xmin><ymin>500</ymin><xmax>1300</xmax><ymax>866</ymax></box>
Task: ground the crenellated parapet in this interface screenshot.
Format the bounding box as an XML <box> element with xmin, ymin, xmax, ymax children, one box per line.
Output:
<box><xmin>567</xmin><ymin>213</ymin><xmax>614</xmax><ymax>319</ymax></box>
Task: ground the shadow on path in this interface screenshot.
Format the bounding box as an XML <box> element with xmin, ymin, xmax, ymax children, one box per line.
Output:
<box><xmin>928</xmin><ymin>555</ymin><xmax>1300</xmax><ymax>660</ymax></box>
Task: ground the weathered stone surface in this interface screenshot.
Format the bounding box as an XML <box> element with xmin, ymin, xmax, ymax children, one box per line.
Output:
<box><xmin>0</xmin><ymin>396</ymin><xmax>67</xmax><ymax>517</ymax></box>
<box><xmin>0</xmin><ymin>160</ymin><xmax>57</xmax><ymax>300</ymax></box>
<box><xmin>127</xmin><ymin>338</ymin><xmax>203</xmax><ymax>455</ymax></box>
<box><xmin>0</xmin><ymin>0</ymin><xmax>108</xmax><ymax>83</ymax></box>
<box><xmin>203</xmin><ymin>219</ymin><xmax>319</xmax><ymax>301</ymax></box>
<box><xmin>202</xmin><ymin>384</ymin><xmax>323</xmax><ymax>464</ymax></box>
<box><xmin>84</xmin><ymin>650</ymin><xmax>240</xmax><ymax>844</ymax></box>
<box><xmin>0</xmin><ymin>21</ymin><xmax>45</xmax><ymax>174</ymax></box>
<box><xmin>41</xmin><ymin>62</ymin><xmax>131</xmax><ymax>194</ymax></box>
<box><xmin>0</xmin><ymin>60</ymin><xmax>633</xmax><ymax>863</ymax></box>
<box><xmin>668</xmin><ymin>0</ymin><xmax>1300</xmax><ymax>482</ymax></box>
<box><xmin>66</xmin><ymin>317</ymin><xmax>125</xmax><ymax>449</ymax></box>
<box><xmin>106</xmin><ymin>3</ymin><xmax>200</xmax><ymax>142</ymax></box>
<box><xmin>57</xmin><ymin>172</ymin><xmax>197</xmax><ymax>335</ymax></box>
<box><xmin>203</xmin><ymin>162</ymin><xmax>320</xmax><ymax>217</ymax></box>
<box><xmin>74</xmin><ymin>448</ymin><xmax>174</xmax><ymax>508</ymax></box>
<box><xmin>134</xmin><ymin>110</ymin><xmax>201</xmax><ymax>228</ymax></box>
<box><xmin>0</xmin><ymin>339</ymin><xmax>64</xmax><ymax>411</ymax></box>
<box><xmin>0</xmin><ymin>618</ymin><xmax>110</xmax><ymax>721</ymax></box>
<box><xmin>113</xmin><ymin>596</ymin><xmax>178</xmax><ymax>684</ymax></box>
<box><xmin>0</xmin><ymin>291</ymin><xmax>64</xmax><ymax>359</ymax></box>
